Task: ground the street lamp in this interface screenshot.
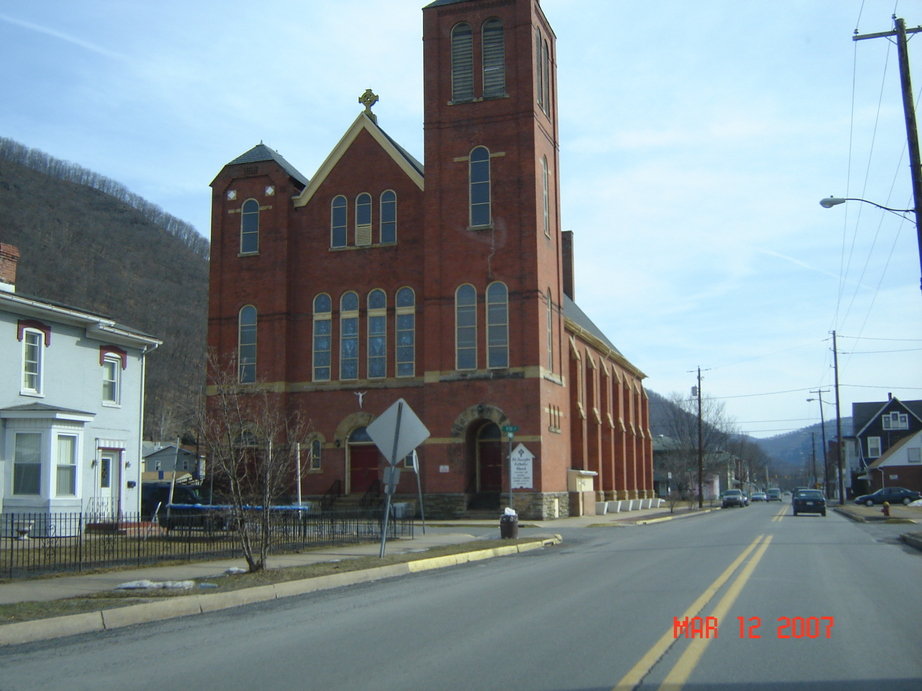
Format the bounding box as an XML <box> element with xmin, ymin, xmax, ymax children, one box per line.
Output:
<box><xmin>819</xmin><ymin>196</ymin><xmax>922</xmax><ymax>295</ymax></box>
<box><xmin>819</xmin><ymin>196</ymin><xmax>914</xmax><ymax>214</ymax></box>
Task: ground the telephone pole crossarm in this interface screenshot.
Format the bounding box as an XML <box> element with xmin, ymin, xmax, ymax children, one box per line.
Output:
<box><xmin>854</xmin><ymin>18</ymin><xmax>922</xmax><ymax>295</ymax></box>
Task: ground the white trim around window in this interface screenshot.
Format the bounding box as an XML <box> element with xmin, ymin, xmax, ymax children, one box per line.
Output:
<box><xmin>21</xmin><ymin>328</ymin><xmax>45</xmax><ymax>396</ymax></box>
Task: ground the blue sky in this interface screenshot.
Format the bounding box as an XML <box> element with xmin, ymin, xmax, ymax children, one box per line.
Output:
<box><xmin>1</xmin><ymin>0</ymin><xmax>920</xmax><ymax>440</ymax></box>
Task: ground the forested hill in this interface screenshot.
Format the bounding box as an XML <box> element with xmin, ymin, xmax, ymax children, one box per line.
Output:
<box><xmin>0</xmin><ymin>138</ymin><xmax>208</xmax><ymax>439</ymax></box>
<box><xmin>0</xmin><ymin>137</ymin><xmax>824</xmax><ymax>467</ymax></box>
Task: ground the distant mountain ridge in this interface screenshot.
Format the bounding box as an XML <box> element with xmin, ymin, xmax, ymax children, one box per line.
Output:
<box><xmin>0</xmin><ymin>138</ymin><xmax>208</xmax><ymax>438</ymax></box>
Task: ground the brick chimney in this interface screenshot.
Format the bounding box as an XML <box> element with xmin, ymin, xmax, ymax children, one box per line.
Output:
<box><xmin>0</xmin><ymin>243</ymin><xmax>20</xmax><ymax>292</ymax></box>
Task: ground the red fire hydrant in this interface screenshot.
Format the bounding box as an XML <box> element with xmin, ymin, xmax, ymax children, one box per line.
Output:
<box><xmin>882</xmin><ymin>501</ymin><xmax>890</xmax><ymax>517</ymax></box>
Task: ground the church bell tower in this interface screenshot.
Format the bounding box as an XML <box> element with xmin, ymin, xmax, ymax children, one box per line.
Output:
<box><xmin>421</xmin><ymin>0</ymin><xmax>564</xmax><ymax>377</ymax></box>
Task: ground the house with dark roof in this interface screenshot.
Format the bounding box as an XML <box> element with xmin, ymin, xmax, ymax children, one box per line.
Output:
<box><xmin>0</xmin><ymin>244</ymin><xmax>160</xmax><ymax>530</ymax></box>
<box><xmin>852</xmin><ymin>397</ymin><xmax>922</xmax><ymax>493</ymax></box>
<box><xmin>205</xmin><ymin>0</ymin><xmax>652</xmax><ymax>519</ymax></box>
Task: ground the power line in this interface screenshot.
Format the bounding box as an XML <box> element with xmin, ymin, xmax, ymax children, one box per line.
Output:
<box><xmin>842</xmin><ymin>347</ymin><xmax>922</xmax><ymax>354</ymax></box>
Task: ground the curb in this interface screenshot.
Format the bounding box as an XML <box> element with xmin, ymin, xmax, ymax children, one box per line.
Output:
<box><xmin>0</xmin><ymin>536</ymin><xmax>560</xmax><ymax>647</ymax></box>
<box><xmin>635</xmin><ymin>508</ymin><xmax>715</xmax><ymax>525</ymax></box>
<box><xmin>833</xmin><ymin>508</ymin><xmax>868</xmax><ymax>523</ymax></box>
<box><xmin>901</xmin><ymin>532</ymin><xmax>922</xmax><ymax>552</ymax></box>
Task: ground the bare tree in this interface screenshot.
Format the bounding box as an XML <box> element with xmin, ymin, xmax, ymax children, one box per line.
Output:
<box><xmin>656</xmin><ymin>392</ymin><xmax>734</xmax><ymax>506</ymax></box>
<box><xmin>197</xmin><ymin>352</ymin><xmax>310</xmax><ymax>572</ymax></box>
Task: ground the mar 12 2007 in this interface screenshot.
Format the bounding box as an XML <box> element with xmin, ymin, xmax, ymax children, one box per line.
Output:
<box><xmin>673</xmin><ymin>616</ymin><xmax>835</xmax><ymax>639</ymax></box>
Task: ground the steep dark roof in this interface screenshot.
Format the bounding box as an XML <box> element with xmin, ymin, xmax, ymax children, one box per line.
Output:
<box><xmin>424</xmin><ymin>0</ymin><xmax>474</xmax><ymax>7</ymax></box>
<box><xmin>563</xmin><ymin>295</ymin><xmax>623</xmax><ymax>359</ymax></box>
<box><xmin>227</xmin><ymin>143</ymin><xmax>309</xmax><ymax>187</ymax></box>
<box><xmin>377</xmin><ymin>126</ymin><xmax>424</xmax><ymax>177</ymax></box>
<box><xmin>853</xmin><ymin>398</ymin><xmax>922</xmax><ymax>436</ymax></box>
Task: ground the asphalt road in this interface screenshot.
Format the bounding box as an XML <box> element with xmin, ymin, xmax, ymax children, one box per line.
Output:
<box><xmin>1</xmin><ymin>502</ymin><xmax>920</xmax><ymax>691</ymax></box>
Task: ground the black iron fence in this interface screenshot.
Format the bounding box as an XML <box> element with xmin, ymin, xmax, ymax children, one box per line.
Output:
<box><xmin>0</xmin><ymin>508</ymin><xmax>413</xmax><ymax>580</ymax></box>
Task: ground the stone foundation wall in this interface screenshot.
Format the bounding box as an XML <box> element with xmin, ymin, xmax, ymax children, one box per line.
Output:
<box><xmin>508</xmin><ymin>491</ymin><xmax>569</xmax><ymax>520</ymax></box>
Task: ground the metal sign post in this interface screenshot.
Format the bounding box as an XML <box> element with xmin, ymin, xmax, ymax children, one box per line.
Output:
<box><xmin>408</xmin><ymin>450</ymin><xmax>427</xmax><ymax>534</ymax></box>
<box><xmin>502</xmin><ymin>425</ymin><xmax>518</xmax><ymax>510</ymax></box>
<box><xmin>367</xmin><ymin>399</ymin><xmax>430</xmax><ymax>556</ymax></box>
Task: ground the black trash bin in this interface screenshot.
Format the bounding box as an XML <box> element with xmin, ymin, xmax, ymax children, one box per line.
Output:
<box><xmin>499</xmin><ymin>514</ymin><xmax>518</xmax><ymax>539</ymax></box>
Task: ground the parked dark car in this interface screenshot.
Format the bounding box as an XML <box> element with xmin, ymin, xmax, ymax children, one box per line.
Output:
<box><xmin>141</xmin><ymin>482</ymin><xmax>204</xmax><ymax>519</ymax></box>
<box><xmin>792</xmin><ymin>489</ymin><xmax>826</xmax><ymax>516</ymax></box>
<box><xmin>721</xmin><ymin>489</ymin><xmax>746</xmax><ymax>508</ymax></box>
<box><xmin>854</xmin><ymin>487</ymin><xmax>921</xmax><ymax>506</ymax></box>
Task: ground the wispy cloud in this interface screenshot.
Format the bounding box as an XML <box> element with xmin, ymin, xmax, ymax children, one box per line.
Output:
<box><xmin>0</xmin><ymin>13</ymin><xmax>123</xmax><ymax>60</ymax></box>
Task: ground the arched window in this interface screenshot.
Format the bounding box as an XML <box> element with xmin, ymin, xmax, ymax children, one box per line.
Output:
<box><xmin>482</xmin><ymin>19</ymin><xmax>505</xmax><ymax>98</ymax></box>
<box><xmin>486</xmin><ymin>282</ymin><xmax>508</xmax><ymax>368</ymax></box>
<box><xmin>546</xmin><ymin>288</ymin><xmax>554</xmax><ymax>372</ymax></box>
<box><xmin>541</xmin><ymin>155</ymin><xmax>550</xmax><ymax>237</ymax></box>
<box><xmin>380</xmin><ymin>190</ymin><xmax>397</xmax><ymax>244</ymax></box>
<box><xmin>541</xmin><ymin>38</ymin><xmax>551</xmax><ymax>115</ymax></box>
<box><xmin>241</xmin><ymin>199</ymin><xmax>259</xmax><ymax>254</ymax></box>
<box><xmin>312</xmin><ymin>294</ymin><xmax>332</xmax><ymax>381</ymax></box>
<box><xmin>456</xmin><ymin>284</ymin><xmax>477</xmax><ymax>370</ymax></box>
<box><xmin>308</xmin><ymin>437</ymin><xmax>323</xmax><ymax>471</ymax></box>
<box><xmin>535</xmin><ymin>28</ymin><xmax>544</xmax><ymax>110</ymax></box>
<box><xmin>331</xmin><ymin>195</ymin><xmax>347</xmax><ymax>248</ymax></box>
<box><xmin>367</xmin><ymin>289</ymin><xmax>387</xmax><ymax>379</ymax></box>
<box><xmin>238</xmin><ymin>305</ymin><xmax>257</xmax><ymax>383</ymax></box>
<box><xmin>469</xmin><ymin>146</ymin><xmax>491</xmax><ymax>227</ymax></box>
<box><xmin>340</xmin><ymin>291</ymin><xmax>359</xmax><ymax>380</ymax></box>
<box><xmin>535</xmin><ymin>29</ymin><xmax>551</xmax><ymax>116</ymax></box>
<box><xmin>355</xmin><ymin>192</ymin><xmax>372</xmax><ymax>246</ymax></box>
<box><xmin>395</xmin><ymin>287</ymin><xmax>416</xmax><ymax>377</ymax></box>
<box><xmin>451</xmin><ymin>22</ymin><xmax>473</xmax><ymax>102</ymax></box>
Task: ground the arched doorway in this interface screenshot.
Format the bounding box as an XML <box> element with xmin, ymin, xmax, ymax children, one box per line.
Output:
<box><xmin>476</xmin><ymin>422</ymin><xmax>503</xmax><ymax>493</ymax></box>
<box><xmin>347</xmin><ymin>427</ymin><xmax>381</xmax><ymax>495</ymax></box>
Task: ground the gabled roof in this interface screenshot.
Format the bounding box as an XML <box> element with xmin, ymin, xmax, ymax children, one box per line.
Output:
<box><xmin>563</xmin><ymin>295</ymin><xmax>646</xmax><ymax>379</ymax></box>
<box><xmin>865</xmin><ymin>430</ymin><xmax>922</xmax><ymax>469</ymax></box>
<box><xmin>225</xmin><ymin>143</ymin><xmax>309</xmax><ymax>188</ymax></box>
<box><xmin>853</xmin><ymin>398</ymin><xmax>922</xmax><ymax>437</ymax></box>
<box><xmin>293</xmin><ymin>112</ymin><xmax>424</xmax><ymax>208</ymax></box>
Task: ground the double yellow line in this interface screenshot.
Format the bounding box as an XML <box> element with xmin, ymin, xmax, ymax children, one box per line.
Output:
<box><xmin>613</xmin><ymin>534</ymin><xmax>773</xmax><ymax>691</ymax></box>
<box><xmin>771</xmin><ymin>504</ymin><xmax>787</xmax><ymax>522</ymax></box>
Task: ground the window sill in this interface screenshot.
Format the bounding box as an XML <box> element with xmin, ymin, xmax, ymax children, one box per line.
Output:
<box><xmin>19</xmin><ymin>390</ymin><xmax>44</xmax><ymax>398</ymax></box>
<box><xmin>102</xmin><ymin>401</ymin><xmax>121</xmax><ymax>408</ymax></box>
<box><xmin>237</xmin><ymin>251</ymin><xmax>260</xmax><ymax>258</ymax></box>
<box><xmin>467</xmin><ymin>224</ymin><xmax>494</xmax><ymax>232</ymax></box>
<box><xmin>329</xmin><ymin>242</ymin><xmax>398</xmax><ymax>251</ymax></box>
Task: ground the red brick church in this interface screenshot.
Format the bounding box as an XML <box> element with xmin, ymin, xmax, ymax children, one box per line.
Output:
<box><xmin>207</xmin><ymin>0</ymin><xmax>652</xmax><ymax>519</ymax></box>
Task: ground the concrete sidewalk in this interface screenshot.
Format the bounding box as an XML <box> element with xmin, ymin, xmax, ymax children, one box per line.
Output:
<box><xmin>0</xmin><ymin>505</ymin><xmax>693</xmax><ymax>606</ymax></box>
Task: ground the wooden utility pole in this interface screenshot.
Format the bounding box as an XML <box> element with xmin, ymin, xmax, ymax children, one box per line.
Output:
<box><xmin>808</xmin><ymin>390</ymin><xmax>830</xmax><ymax>496</ymax></box>
<box><xmin>855</xmin><ymin>17</ymin><xmax>922</xmax><ymax>295</ymax></box>
<box><xmin>832</xmin><ymin>331</ymin><xmax>845</xmax><ymax>504</ymax></box>
<box><xmin>696</xmin><ymin>367</ymin><xmax>703</xmax><ymax>509</ymax></box>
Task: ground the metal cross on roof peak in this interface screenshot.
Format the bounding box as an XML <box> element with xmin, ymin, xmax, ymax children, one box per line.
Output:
<box><xmin>359</xmin><ymin>88</ymin><xmax>379</xmax><ymax>122</ymax></box>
